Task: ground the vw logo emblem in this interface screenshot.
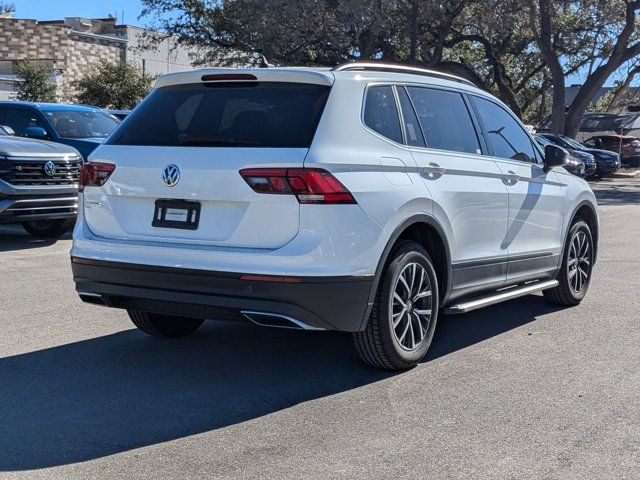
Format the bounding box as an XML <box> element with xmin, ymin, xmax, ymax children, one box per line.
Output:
<box><xmin>43</xmin><ymin>160</ymin><xmax>56</xmax><ymax>177</ymax></box>
<box><xmin>162</xmin><ymin>164</ymin><xmax>180</xmax><ymax>187</ymax></box>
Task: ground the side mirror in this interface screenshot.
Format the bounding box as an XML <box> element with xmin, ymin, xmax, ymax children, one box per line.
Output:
<box><xmin>23</xmin><ymin>126</ymin><xmax>49</xmax><ymax>140</ymax></box>
<box><xmin>544</xmin><ymin>144</ymin><xmax>568</xmax><ymax>171</ymax></box>
<box><xmin>0</xmin><ymin>125</ymin><xmax>15</xmax><ymax>135</ymax></box>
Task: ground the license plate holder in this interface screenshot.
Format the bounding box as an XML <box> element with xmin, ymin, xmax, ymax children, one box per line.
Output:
<box><xmin>152</xmin><ymin>199</ymin><xmax>201</xmax><ymax>230</ymax></box>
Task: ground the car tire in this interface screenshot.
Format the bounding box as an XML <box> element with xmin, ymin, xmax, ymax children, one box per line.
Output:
<box><xmin>127</xmin><ymin>309</ymin><xmax>204</xmax><ymax>338</ymax></box>
<box><xmin>21</xmin><ymin>219</ymin><xmax>70</xmax><ymax>238</ymax></box>
<box><xmin>544</xmin><ymin>220</ymin><xmax>594</xmax><ymax>306</ymax></box>
<box><xmin>353</xmin><ymin>240</ymin><xmax>439</xmax><ymax>370</ymax></box>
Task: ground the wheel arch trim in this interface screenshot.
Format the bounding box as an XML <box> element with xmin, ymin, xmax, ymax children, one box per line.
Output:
<box><xmin>359</xmin><ymin>214</ymin><xmax>452</xmax><ymax>330</ymax></box>
<box><xmin>565</xmin><ymin>199</ymin><xmax>599</xmax><ymax>264</ymax></box>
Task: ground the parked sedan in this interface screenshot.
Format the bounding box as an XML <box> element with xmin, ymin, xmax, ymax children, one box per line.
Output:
<box><xmin>541</xmin><ymin>133</ymin><xmax>620</xmax><ymax>176</ymax></box>
<box><xmin>534</xmin><ymin>135</ymin><xmax>586</xmax><ymax>177</ymax></box>
<box><xmin>583</xmin><ymin>134</ymin><xmax>639</xmax><ymax>167</ymax></box>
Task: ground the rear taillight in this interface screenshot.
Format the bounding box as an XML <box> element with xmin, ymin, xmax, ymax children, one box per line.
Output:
<box><xmin>240</xmin><ymin>168</ymin><xmax>356</xmax><ymax>204</ymax></box>
<box><xmin>79</xmin><ymin>162</ymin><xmax>116</xmax><ymax>192</ymax></box>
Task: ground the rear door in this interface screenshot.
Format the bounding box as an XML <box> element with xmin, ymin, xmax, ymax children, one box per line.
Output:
<box><xmin>401</xmin><ymin>85</ymin><xmax>510</xmax><ymax>294</ymax></box>
<box><xmin>469</xmin><ymin>95</ymin><xmax>564</xmax><ymax>281</ymax></box>
<box><xmin>84</xmin><ymin>80</ymin><xmax>331</xmax><ymax>249</ymax></box>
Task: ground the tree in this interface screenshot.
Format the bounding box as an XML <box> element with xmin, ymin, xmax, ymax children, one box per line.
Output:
<box><xmin>605</xmin><ymin>63</ymin><xmax>640</xmax><ymax>112</ymax></box>
<box><xmin>138</xmin><ymin>0</ymin><xmax>640</xmax><ymax>134</ymax></box>
<box><xmin>73</xmin><ymin>60</ymin><xmax>154</xmax><ymax>109</ymax></box>
<box><xmin>531</xmin><ymin>0</ymin><xmax>640</xmax><ymax>136</ymax></box>
<box><xmin>0</xmin><ymin>2</ymin><xmax>15</xmax><ymax>16</ymax></box>
<box><xmin>13</xmin><ymin>60</ymin><xmax>57</xmax><ymax>102</ymax></box>
<box><xmin>137</xmin><ymin>0</ymin><xmax>544</xmax><ymax>119</ymax></box>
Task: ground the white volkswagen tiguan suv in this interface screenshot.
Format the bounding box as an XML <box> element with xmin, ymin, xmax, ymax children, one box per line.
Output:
<box><xmin>71</xmin><ymin>63</ymin><xmax>599</xmax><ymax>370</ymax></box>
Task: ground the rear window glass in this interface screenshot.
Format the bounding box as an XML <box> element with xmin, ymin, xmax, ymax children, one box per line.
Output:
<box><xmin>108</xmin><ymin>82</ymin><xmax>330</xmax><ymax>148</ymax></box>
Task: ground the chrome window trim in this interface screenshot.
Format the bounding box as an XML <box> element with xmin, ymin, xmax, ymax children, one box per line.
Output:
<box><xmin>360</xmin><ymin>81</ymin><xmax>488</xmax><ymax>160</ymax></box>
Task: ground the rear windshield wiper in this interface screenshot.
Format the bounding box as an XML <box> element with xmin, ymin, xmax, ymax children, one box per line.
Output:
<box><xmin>177</xmin><ymin>135</ymin><xmax>264</xmax><ymax>147</ymax></box>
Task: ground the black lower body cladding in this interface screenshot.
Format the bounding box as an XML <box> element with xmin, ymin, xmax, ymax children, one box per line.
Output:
<box><xmin>71</xmin><ymin>257</ymin><xmax>373</xmax><ymax>332</ymax></box>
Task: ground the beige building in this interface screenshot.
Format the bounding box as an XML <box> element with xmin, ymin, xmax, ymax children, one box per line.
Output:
<box><xmin>0</xmin><ymin>16</ymin><xmax>196</xmax><ymax>101</ymax></box>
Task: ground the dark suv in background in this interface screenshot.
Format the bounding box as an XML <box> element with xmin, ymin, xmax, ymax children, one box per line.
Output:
<box><xmin>0</xmin><ymin>102</ymin><xmax>120</xmax><ymax>160</ymax></box>
<box><xmin>534</xmin><ymin>134</ymin><xmax>592</xmax><ymax>177</ymax></box>
<box><xmin>540</xmin><ymin>133</ymin><xmax>618</xmax><ymax>177</ymax></box>
<box><xmin>0</xmin><ymin>123</ymin><xmax>81</xmax><ymax>237</ymax></box>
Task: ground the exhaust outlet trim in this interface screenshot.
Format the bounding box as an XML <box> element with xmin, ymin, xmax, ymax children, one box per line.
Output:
<box><xmin>78</xmin><ymin>292</ymin><xmax>109</xmax><ymax>307</ymax></box>
<box><xmin>241</xmin><ymin>311</ymin><xmax>324</xmax><ymax>331</ymax></box>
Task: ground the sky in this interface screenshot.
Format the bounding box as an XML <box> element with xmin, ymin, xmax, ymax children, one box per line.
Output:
<box><xmin>11</xmin><ymin>0</ymin><xmax>145</xmax><ymax>25</ymax></box>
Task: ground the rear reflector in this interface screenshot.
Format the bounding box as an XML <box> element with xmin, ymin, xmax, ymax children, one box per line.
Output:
<box><xmin>239</xmin><ymin>168</ymin><xmax>356</xmax><ymax>204</ymax></box>
<box><xmin>201</xmin><ymin>73</ymin><xmax>258</xmax><ymax>82</ymax></box>
<box><xmin>79</xmin><ymin>162</ymin><xmax>116</xmax><ymax>192</ymax></box>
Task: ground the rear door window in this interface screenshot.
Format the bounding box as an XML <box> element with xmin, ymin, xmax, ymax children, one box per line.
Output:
<box><xmin>108</xmin><ymin>82</ymin><xmax>331</xmax><ymax>148</ymax></box>
<box><xmin>397</xmin><ymin>87</ymin><xmax>425</xmax><ymax>147</ymax></box>
<box><xmin>406</xmin><ymin>87</ymin><xmax>481</xmax><ymax>155</ymax></box>
<box><xmin>471</xmin><ymin>96</ymin><xmax>537</xmax><ymax>163</ymax></box>
<box><xmin>363</xmin><ymin>85</ymin><xmax>403</xmax><ymax>144</ymax></box>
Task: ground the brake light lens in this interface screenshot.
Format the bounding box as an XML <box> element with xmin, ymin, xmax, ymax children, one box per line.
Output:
<box><xmin>239</xmin><ymin>168</ymin><xmax>356</xmax><ymax>204</ymax></box>
<box><xmin>79</xmin><ymin>162</ymin><xmax>116</xmax><ymax>192</ymax></box>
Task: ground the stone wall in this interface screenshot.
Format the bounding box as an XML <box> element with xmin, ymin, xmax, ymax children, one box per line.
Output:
<box><xmin>63</xmin><ymin>32</ymin><xmax>126</xmax><ymax>100</ymax></box>
<box><xmin>0</xmin><ymin>19</ymin><xmax>126</xmax><ymax>101</ymax></box>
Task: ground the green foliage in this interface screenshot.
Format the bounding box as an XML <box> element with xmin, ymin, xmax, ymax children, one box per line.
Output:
<box><xmin>73</xmin><ymin>60</ymin><xmax>154</xmax><ymax>110</ymax></box>
<box><xmin>589</xmin><ymin>90</ymin><xmax>616</xmax><ymax>113</ymax></box>
<box><xmin>13</xmin><ymin>60</ymin><xmax>57</xmax><ymax>102</ymax></box>
<box><xmin>0</xmin><ymin>2</ymin><xmax>15</xmax><ymax>15</ymax></box>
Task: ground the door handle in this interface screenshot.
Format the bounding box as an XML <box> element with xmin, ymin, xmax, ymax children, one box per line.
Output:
<box><xmin>423</xmin><ymin>164</ymin><xmax>446</xmax><ymax>176</ymax></box>
<box><xmin>502</xmin><ymin>171</ymin><xmax>519</xmax><ymax>183</ymax></box>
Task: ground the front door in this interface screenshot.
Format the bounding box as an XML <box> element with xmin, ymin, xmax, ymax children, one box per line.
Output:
<box><xmin>469</xmin><ymin>95</ymin><xmax>564</xmax><ymax>281</ymax></box>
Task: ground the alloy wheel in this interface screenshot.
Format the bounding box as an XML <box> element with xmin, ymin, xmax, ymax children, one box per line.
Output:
<box><xmin>568</xmin><ymin>230</ymin><xmax>591</xmax><ymax>294</ymax></box>
<box><xmin>390</xmin><ymin>262</ymin><xmax>433</xmax><ymax>351</ymax></box>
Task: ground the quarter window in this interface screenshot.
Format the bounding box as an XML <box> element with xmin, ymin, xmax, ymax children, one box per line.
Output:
<box><xmin>471</xmin><ymin>96</ymin><xmax>536</xmax><ymax>163</ymax></box>
<box><xmin>363</xmin><ymin>86</ymin><xmax>403</xmax><ymax>144</ymax></box>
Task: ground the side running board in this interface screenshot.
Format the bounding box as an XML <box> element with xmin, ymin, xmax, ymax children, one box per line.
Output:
<box><xmin>444</xmin><ymin>280</ymin><xmax>559</xmax><ymax>314</ymax></box>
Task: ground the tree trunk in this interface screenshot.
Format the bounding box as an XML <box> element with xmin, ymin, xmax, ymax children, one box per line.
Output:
<box><xmin>562</xmin><ymin>1</ymin><xmax>640</xmax><ymax>137</ymax></box>
<box><xmin>409</xmin><ymin>0</ymin><xmax>418</xmax><ymax>63</ymax></box>
<box><xmin>533</xmin><ymin>0</ymin><xmax>566</xmax><ymax>133</ymax></box>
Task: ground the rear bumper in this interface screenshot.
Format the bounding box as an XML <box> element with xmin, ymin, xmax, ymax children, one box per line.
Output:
<box><xmin>71</xmin><ymin>257</ymin><xmax>373</xmax><ymax>332</ymax></box>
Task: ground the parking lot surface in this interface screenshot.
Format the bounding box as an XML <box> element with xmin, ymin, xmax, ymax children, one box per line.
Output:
<box><xmin>1</xmin><ymin>178</ymin><xmax>639</xmax><ymax>479</ymax></box>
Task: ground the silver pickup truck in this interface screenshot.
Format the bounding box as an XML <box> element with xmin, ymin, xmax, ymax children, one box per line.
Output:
<box><xmin>0</xmin><ymin>125</ymin><xmax>82</xmax><ymax>238</ymax></box>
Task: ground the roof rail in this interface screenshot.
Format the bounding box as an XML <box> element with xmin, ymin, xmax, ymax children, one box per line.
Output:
<box><xmin>332</xmin><ymin>62</ymin><xmax>476</xmax><ymax>87</ymax></box>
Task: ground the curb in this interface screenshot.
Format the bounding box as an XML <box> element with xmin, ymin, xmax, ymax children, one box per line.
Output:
<box><xmin>613</xmin><ymin>170</ymin><xmax>640</xmax><ymax>178</ymax></box>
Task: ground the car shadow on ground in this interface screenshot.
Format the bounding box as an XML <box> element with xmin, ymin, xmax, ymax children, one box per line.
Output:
<box><xmin>0</xmin><ymin>294</ymin><xmax>562</xmax><ymax>471</ymax></box>
<box><xmin>0</xmin><ymin>225</ymin><xmax>71</xmax><ymax>252</ymax></box>
<box><xmin>590</xmin><ymin>180</ymin><xmax>640</xmax><ymax>206</ymax></box>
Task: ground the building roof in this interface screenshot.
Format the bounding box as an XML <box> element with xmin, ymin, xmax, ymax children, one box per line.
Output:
<box><xmin>580</xmin><ymin>112</ymin><xmax>640</xmax><ymax>133</ymax></box>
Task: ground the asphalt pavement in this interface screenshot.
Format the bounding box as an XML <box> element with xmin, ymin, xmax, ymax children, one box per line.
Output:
<box><xmin>0</xmin><ymin>178</ymin><xmax>639</xmax><ymax>479</ymax></box>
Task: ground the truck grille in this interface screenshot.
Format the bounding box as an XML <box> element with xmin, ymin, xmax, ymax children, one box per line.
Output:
<box><xmin>0</xmin><ymin>156</ymin><xmax>82</xmax><ymax>186</ymax></box>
